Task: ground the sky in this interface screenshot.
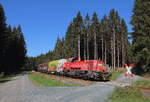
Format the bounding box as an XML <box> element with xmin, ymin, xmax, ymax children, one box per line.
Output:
<box><xmin>0</xmin><ymin>0</ymin><xmax>134</xmax><ymax>57</ymax></box>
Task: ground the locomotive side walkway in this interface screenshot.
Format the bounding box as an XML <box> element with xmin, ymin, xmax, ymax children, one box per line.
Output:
<box><xmin>0</xmin><ymin>72</ymin><xmax>140</xmax><ymax>102</ymax></box>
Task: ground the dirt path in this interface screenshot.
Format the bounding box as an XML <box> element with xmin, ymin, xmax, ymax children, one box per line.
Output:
<box><xmin>0</xmin><ymin>73</ymin><xmax>141</xmax><ymax>102</ymax></box>
<box><xmin>0</xmin><ymin>73</ymin><xmax>34</xmax><ymax>102</ymax></box>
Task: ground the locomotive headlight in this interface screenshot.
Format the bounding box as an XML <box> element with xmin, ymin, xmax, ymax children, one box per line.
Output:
<box><xmin>98</xmin><ymin>64</ymin><xmax>102</xmax><ymax>66</ymax></box>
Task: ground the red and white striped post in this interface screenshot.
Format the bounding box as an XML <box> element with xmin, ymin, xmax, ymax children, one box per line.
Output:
<box><xmin>124</xmin><ymin>64</ymin><xmax>135</xmax><ymax>85</ymax></box>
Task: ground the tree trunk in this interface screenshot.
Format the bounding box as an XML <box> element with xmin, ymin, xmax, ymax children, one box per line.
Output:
<box><xmin>111</xmin><ymin>37</ymin><xmax>114</xmax><ymax>68</ymax></box>
<box><xmin>78</xmin><ymin>33</ymin><xmax>81</xmax><ymax>60</ymax></box>
<box><xmin>117</xmin><ymin>46</ymin><xmax>120</xmax><ymax>67</ymax></box>
<box><xmin>87</xmin><ymin>35</ymin><xmax>89</xmax><ymax>60</ymax></box>
<box><xmin>102</xmin><ymin>34</ymin><xmax>104</xmax><ymax>61</ymax></box>
<box><xmin>113</xmin><ymin>28</ymin><xmax>116</xmax><ymax>69</ymax></box>
<box><xmin>84</xmin><ymin>36</ymin><xmax>86</xmax><ymax>60</ymax></box>
<box><xmin>104</xmin><ymin>41</ymin><xmax>107</xmax><ymax>64</ymax></box>
<box><xmin>94</xmin><ymin>32</ymin><xmax>97</xmax><ymax>60</ymax></box>
<box><xmin>122</xmin><ymin>37</ymin><xmax>125</xmax><ymax>67</ymax></box>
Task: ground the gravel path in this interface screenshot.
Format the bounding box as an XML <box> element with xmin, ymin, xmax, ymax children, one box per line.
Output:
<box><xmin>0</xmin><ymin>73</ymin><xmax>141</xmax><ymax>102</ymax></box>
<box><xmin>0</xmin><ymin>74</ymin><xmax>34</xmax><ymax>102</ymax></box>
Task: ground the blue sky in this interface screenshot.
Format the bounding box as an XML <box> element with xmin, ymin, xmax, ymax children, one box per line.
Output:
<box><xmin>0</xmin><ymin>0</ymin><xmax>134</xmax><ymax>57</ymax></box>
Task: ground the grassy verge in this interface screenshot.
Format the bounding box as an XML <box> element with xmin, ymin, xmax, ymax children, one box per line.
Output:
<box><xmin>134</xmin><ymin>79</ymin><xmax>150</xmax><ymax>88</ymax></box>
<box><xmin>109</xmin><ymin>78</ymin><xmax>150</xmax><ymax>102</ymax></box>
<box><xmin>0</xmin><ymin>76</ymin><xmax>11</xmax><ymax>83</ymax></box>
<box><xmin>28</xmin><ymin>72</ymin><xmax>82</xmax><ymax>87</ymax></box>
<box><xmin>0</xmin><ymin>75</ymin><xmax>15</xmax><ymax>83</ymax></box>
<box><xmin>109</xmin><ymin>87</ymin><xmax>150</xmax><ymax>102</ymax></box>
<box><xmin>111</xmin><ymin>68</ymin><xmax>126</xmax><ymax>80</ymax></box>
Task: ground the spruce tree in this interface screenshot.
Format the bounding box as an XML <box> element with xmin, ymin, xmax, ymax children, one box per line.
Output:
<box><xmin>119</xmin><ymin>19</ymin><xmax>128</xmax><ymax>66</ymax></box>
<box><xmin>108</xmin><ymin>9</ymin><xmax>121</xmax><ymax>68</ymax></box>
<box><xmin>83</xmin><ymin>14</ymin><xmax>91</xmax><ymax>60</ymax></box>
<box><xmin>130</xmin><ymin>0</ymin><xmax>150</xmax><ymax>74</ymax></box>
<box><xmin>16</xmin><ymin>25</ymin><xmax>27</xmax><ymax>70</ymax></box>
<box><xmin>91</xmin><ymin>12</ymin><xmax>99</xmax><ymax>60</ymax></box>
<box><xmin>63</xmin><ymin>12</ymin><xmax>83</xmax><ymax>59</ymax></box>
<box><xmin>53</xmin><ymin>37</ymin><xmax>64</xmax><ymax>59</ymax></box>
<box><xmin>63</xmin><ymin>23</ymin><xmax>76</xmax><ymax>58</ymax></box>
<box><xmin>74</xmin><ymin>12</ymin><xmax>83</xmax><ymax>59</ymax></box>
<box><xmin>100</xmin><ymin>15</ymin><xmax>109</xmax><ymax>64</ymax></box>
<box><xmin>0</xmin><ymin>4</ymin><xmax>7</xmax><ymax>73</ymax></box>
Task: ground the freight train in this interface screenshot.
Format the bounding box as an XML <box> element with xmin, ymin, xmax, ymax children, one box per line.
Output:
<box><xmin>36</xmin><ymin>57</ymin><xmax>111</xmax><ymax>80</ymax></box>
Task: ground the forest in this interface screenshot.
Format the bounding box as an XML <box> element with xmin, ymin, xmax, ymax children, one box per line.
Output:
<box><xmin>0</xmin><ymin>4</ymin><xmax>26</xmax><ymax>75</ymax></box>
<box><xmin>0</xmin><ymin>0</ymin><xmax>150</xmax><ymax>75</ymax></box>
<box><xmin>35</xmin><ymin>10</ymin><xmax>128</xmax><ymax>69</ymax></box>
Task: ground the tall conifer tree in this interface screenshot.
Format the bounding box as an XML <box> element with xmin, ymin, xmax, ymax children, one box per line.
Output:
<box><xmin>91</xmin><ymin>12</ymin><xmax>99</xmax><ymax>60</ymax></box>
<box><xmin>0</xmin><ymin>4</ymin><xmax>7</xmax><ymax>73</ymax></box>
<box><xmin>130</xmin><ymin>0</ymin><xmax>150</xmax><ymax>74</ymax></box>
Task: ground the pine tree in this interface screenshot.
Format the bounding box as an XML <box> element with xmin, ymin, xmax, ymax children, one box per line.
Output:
<box><xmin>83</xmin><ymin>14</ymin><xmax>91</xmax><ymax>60</ymax></box>
<box><xmin>91</xmin><ymin>12</ymin><xmax>99</xmax><ymax>60</ymax></box>
<box><xmin>53</xmin><ymin>37</ymin><xmax>64</xmax><ymax>59</ymax></box>
<box><xmin>130</xmin><ymin>0</ymin><xmax>150</xmax><ymax>74</ymax></box>
<box><xmin>63</xmin><ymin>12</ymin><xmax>83</xmax><ymax>59</ymax></box>
<box><xmin>109</xmin><ymin>9</ymin><xmax>116</xmax><ymax>68</ymax></box>
<box><xmin>100</xmin><ymin>15</ymin><xmax>109</xmax><ymax>64</ymax></box>
<box><xmin>74</xmin><ymin>12</ymin><xmax>83</xmax><ymax>60</ymax></box>
<box><xmin>108</xmin><ymin>9</ymin><xmax>121</xmax><ymax>68</ymax></box>
<box><xmin>0</xmin><ymin>4</ymin><xmax>27</xmax><ymax>74</ymax></box>
<box><xmin>64</xmin><ymin>22</ymin><xmax>76</xmax><ymax>58</ymax></box>
<box><xmin>119</xmin><ymin>19</ymin><xmax>128</xmax><ymax>66</ymax></box>
<box><xmin>16</xmin><ymin>25</ymin><xmax>27</xmax><ymax>69</ymax></box>
<box><xmin>0</xmin><ymin>4</ymin><xmax>7</xmax><ymax>73</ymax></box>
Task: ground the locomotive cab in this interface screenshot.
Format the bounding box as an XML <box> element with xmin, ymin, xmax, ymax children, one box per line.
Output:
<box><xmin>97</xmin><ymin>62</ymin><xmax>107</xmax><ymax>72</ymax></box>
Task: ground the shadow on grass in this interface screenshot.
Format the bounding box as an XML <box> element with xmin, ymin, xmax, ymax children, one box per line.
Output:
<box><xmin>0</xmin><ymin>79</ymin><xmax>11</xmax><ymax>83</ymax></box>
<box><xmin>0</xmin><ymin>75</ymin><xmax>15</xmax><ymax>84</ymax></box>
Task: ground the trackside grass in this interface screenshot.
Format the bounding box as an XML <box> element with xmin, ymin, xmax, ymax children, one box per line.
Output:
<box><xmin>111</xmin><ymin>68</ymin><xmax>126</xmax><ymax>80</ymax></box>
<box><xmin>28</xmin><ymin>72</ymin><xmax>83</xmax><ymax>87</ymax></box>
<box><xmin>134</xmin><ymin>79</ymin><xmax>150</xmax><ymax>88</ymax></box>
<box><xmin>109</xmin><ymin>78</ymin><xmax>150</xmax><ymax>102</ymax></box>
<box><xmin>109</xmin><ymin>87</ymin><xmax>150</xmax><ymax>102</ymax></box>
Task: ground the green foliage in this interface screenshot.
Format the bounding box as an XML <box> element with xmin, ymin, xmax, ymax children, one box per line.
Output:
<box><xmin>23</xmin><ymin>57</ymin><xmax>36</xmax><ymax>71</ymax></box>
<box><xmin>63</xmin><ymin>12</ymin><xmax>83</xmax><ymax>59</ymax></box>
<box><xmin>91</xmin><ymin>12</ymin><xmax>100</xmax><ymax>60</ymax></box>
<box><xmin>130</xmin><ymin>0</ymin><xmax>150</xmax><ymax>74</ymax></box>
<box><xmin>130</xmin><ymin>38</ymin><xmax>150</xmax><ymax>74</ymax></box>
<box><xmin>28</xmin><ymin>72</ymin><xmax>82</xmax><ymax>87</ymax></box>
<box><xmin>34</xmin><ymin>10</ymin><xmax>128</xmax><ymax>69</ymax></box>
<box><xmin>53</xmin><ymin>37</ymin><xmax>65</xmax><ymax>59</ymax></box>
<box><xmin>109</xmin><ymin>87</ymin><xmax>150</xmax><ymax>102</ymax></box>
<box><xmin>0</xmin><ymin>4</ymin><xmax>7</xmax><ymax>73</ymax></box>
<box><xmin>0</xmin><ymin>4</ymin><xmax>27</xmax><ymax>74</ymax></box>
<box><xmin>83</xmin><ymin>14</ymin><xmax>90</xmax><ymax>60</ymax></box>
<box><xmin>63</xmin><ymin>23</ymin><xmax>75</xmax><ymax>58</ymax></box>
